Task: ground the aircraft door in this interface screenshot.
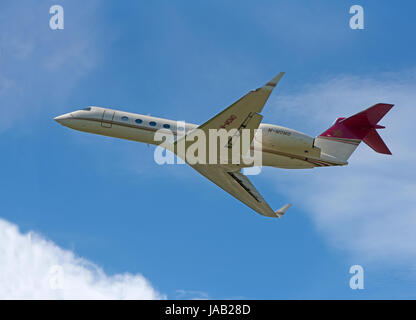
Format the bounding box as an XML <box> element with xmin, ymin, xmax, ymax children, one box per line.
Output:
<box><xmin>101</xmin><ymin>110</ymin><xmax>115</xmax><ymax>128</ymax></box>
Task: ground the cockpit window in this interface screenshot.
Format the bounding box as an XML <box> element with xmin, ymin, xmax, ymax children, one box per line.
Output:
<box><xmin>82</xmin><ymin>107</ymin><xmax>92</xmax><ymax>111</ymax></box>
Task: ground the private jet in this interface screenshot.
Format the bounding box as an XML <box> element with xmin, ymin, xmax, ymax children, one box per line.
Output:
<box><xmin>54</xmin><ymin>73</ymin><xmax>393</xmax><ymax>218</ymax></box>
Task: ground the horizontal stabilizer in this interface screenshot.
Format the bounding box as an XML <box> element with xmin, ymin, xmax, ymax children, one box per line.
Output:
<box><xmin>342</xmin><ymin>103</ymin><xmax>394</xmax><ymax>129</ymax></box>
<box><xmin>363</xmin><ymin>128</ymin><xmax>392</xmax><ymax>154</ymax></box>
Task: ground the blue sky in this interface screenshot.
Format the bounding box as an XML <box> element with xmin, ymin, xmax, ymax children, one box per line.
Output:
<box><xmin>0</xmin><ymin>0</ymin><xmax>415</xmax><ymax>299</ymax></box>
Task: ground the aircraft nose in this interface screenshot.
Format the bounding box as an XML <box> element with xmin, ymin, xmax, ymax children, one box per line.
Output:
<box><xmin>54</xmin><ymin>112</ymin><xmax>73</xmax><ymax>125</ymax></box>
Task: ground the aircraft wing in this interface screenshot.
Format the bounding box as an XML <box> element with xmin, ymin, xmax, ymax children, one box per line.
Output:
<box><xmin>196</xmin><ymin>72</ymin><xmax>284</xmax><ymax>132</ymax></box>
<box><xmin>175</xmin><ymin>72</ymin><xmax>285</xmax><ymax>155</ymax></box>
<box><xmin>191</xmin><ymin>164</ymin><xmax>291</xmax><ymax>218</ymax></box>
<box><xmin>174</xmin><ymin>72</ymin><xmax>290</xmax><ymax>218</ymax></box>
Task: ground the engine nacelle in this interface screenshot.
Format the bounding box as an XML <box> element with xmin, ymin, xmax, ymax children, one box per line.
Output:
<box><xmin>256</xmin><ymin>124</ymin><xmax>321</xmax><ymax>158</ymax></box>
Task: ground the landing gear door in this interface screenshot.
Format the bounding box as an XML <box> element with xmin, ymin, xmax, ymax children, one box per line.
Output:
<box><xmin>101</xmin><ymin>110</ymin><xmax>115</xmax><ymax>128</ymax></box>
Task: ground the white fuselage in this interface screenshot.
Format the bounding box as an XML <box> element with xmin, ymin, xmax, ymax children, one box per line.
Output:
<box><xmin>55</xmin><ymin>106</ymin><xmax>345</xmax><ymax>169</ymax></box>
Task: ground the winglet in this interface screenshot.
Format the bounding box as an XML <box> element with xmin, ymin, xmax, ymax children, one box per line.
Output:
<box><xmin>264</xmin><ymin>72</ymin><xmax>285</xmax><ymax>90</ymax></box>
<box><xmin>275</xmin><ymin>203</ymin><xmax>291</xmax><ymax>218</ymax></box>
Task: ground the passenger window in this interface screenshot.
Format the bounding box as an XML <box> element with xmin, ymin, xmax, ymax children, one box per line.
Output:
<box><xmin>149</xmin><ymin>121</ymin><xmax>157</xmax><ymax>126</ymax></box>
<box><xmin>178</xmin><ymin>127</ymin><xmax>184</xmax><ymax>131</ymax></box>
<box><xmin>135</xmin><ymin>119</ymin><xmax>143</xmax><ymax>124</ymax></box>
<box><xmin>121</xmin><ymin>116</ymin><xmax>129</xmax><ymax>121</ymax></box>
<box><xmin>163</xmin><ymin>124</ymin><xmax>170</xmax><ymax>129</ymax></box>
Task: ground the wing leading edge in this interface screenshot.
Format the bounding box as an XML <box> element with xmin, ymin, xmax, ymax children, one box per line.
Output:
<box><xmin>175</xmin><ymin>72</ymin><xmax>285</xmax><ymax>152</ymax></box>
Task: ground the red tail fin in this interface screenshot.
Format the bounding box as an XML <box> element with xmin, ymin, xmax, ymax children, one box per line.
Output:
<box><xmin>319</xmin><ymin>103</ymin><xmax>394</xmax><ymax>155</ymax></box>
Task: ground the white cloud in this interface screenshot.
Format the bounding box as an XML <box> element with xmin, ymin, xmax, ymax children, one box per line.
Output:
<box><xmin>175</xmin><ymin>289</ymin><xmax>210</xmax><ymax>300</ymax></box>
<box><xmin>0</xmin><ymin>218</ymin><xmax>163</xmax><ymax>299</ymax></box>
<box><xmin>270</xmin><ymin>70</ymin><xmax>416</xmax><ymax>266</ymax></box>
